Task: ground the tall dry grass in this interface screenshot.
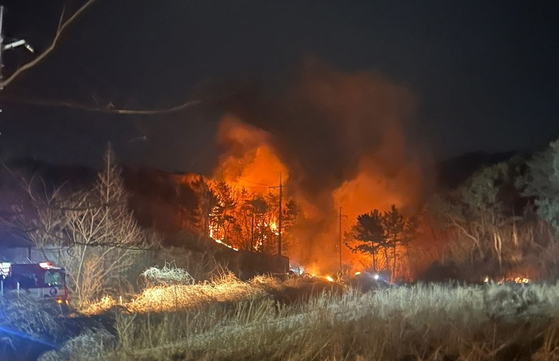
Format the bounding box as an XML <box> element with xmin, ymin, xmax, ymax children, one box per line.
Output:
<box><xmin>79</xmin><ymin>271</ymin><xmax>321</xmax><ymax>315</ymax></box>
<box><xmin>58</xmin><ymin>279</ymin><xmax>559</xmax><ymax>361</ymax></box>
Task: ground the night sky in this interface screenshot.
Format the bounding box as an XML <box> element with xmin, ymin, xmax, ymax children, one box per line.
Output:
<box><xmin>0</xmin><ymin>0</ymin><xmax>557</xmax><ymax>173</ymax></box>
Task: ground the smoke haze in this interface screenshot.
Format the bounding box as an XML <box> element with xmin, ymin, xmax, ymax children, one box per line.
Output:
<box><xmin>211</xmin><ymin>59</ymin><xmax>430</xmax><ymax>272</ymax></box>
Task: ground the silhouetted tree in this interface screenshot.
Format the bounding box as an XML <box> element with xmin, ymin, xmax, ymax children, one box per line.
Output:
<box><xmin>191</xmin><ymin>177</ymin><xmax>217</xmax><ymax>237</ymax></box>
<box><xmin>347</xmin><ymin>210</ymin><xmax>386</xmax><ymax>272</ymax></box>
<box><xmin>383</xmin><ymin>205</ymin><xmax>417</xmax><ymax>280</ymax></box>
<box><xmin>282</xmin><ymin>200</ymin><xmax>302</xmax><ymax>254</ymax></box>
<box><xmin>348</xmin><ymin>205</ymin><xmax>417</xmax><ymax>279</ymax></box>
<box><xmin>210</xmin><ymin>182</ymin><xmax>237</xmax><ymax>244</ymax></box>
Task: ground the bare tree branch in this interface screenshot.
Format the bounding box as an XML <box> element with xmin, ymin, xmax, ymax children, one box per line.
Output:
<box><xmin>1</xmin><ymin>96</ymin><xmax>202</xmax><ymax>115</ymax></box>
<box><xmin>0</xmin><ymin>0</ymin><xmax>98</xmax><ymax>89</ymax></box>
<box><xmin>0</xmin><ymin>1</ymin><xmax>205</xmax><ymax>115</ymax></box>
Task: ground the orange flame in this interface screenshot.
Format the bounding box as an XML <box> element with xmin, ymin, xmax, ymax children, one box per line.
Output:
<box><xmin>202</xmin><ymin>63</ymin><xmax>426</xmax><ymax>278</ymax></box>
<box><xmin>214</xmin><ymin>114</ymin><xmax>288</xmax><ymax>192</ymax></box>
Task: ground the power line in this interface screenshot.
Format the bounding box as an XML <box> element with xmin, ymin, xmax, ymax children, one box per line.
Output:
<box><xmin>229</xmin><ymin>183</ymin><xmax>270</xmax><ymax>189</ymax></box>
<box><xmin>338</xmin><ymin>207</ymin><xmax>348</xmax><ymax>275</ymax></box>
<box><xmin>237</xmin><ymin>177</ymin><xmax>274</xmax><ymax>187</ymax></box>
<box><xmin>269</xmin><ymin>173</ymin><xmax>283</xmax><ymax>258</ymax></box>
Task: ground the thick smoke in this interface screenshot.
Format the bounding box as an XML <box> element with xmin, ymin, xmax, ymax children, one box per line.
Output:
<box><xmin>210</xmin><ymin>59</ymin><xmax>428</xmax><ymax>272</ymax></box>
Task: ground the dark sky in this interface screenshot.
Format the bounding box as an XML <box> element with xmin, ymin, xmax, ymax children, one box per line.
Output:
<box><xmin>0</xmin><ymin>0</ymin><xmax>557</xmax><ymax>173</ymax></box>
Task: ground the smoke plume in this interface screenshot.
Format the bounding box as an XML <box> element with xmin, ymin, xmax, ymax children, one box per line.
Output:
<box><xmin>211</xmin><ymin>58</ymin><xmax>428</xmax><ymax>272</ymax></box>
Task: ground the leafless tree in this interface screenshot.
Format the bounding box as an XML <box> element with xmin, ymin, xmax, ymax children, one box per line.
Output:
<box><xmin>3</xmin><ymin>146</ymin><xmax>160</xmax><ymax>302</ymax></box>
<box><xmin>59</xmin><ymin>147</ymin><xmax>158</xmax><ymax>301</ymax></box>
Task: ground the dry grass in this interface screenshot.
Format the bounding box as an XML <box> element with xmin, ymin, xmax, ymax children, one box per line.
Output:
<box><xmin>53</xmin><ymin>279</ymin><xmax>559</xmax><ymax>361</ymax></box>
<box><xmin>78</xmin><ymin>296</ymin><xmax>120</xmax><ymax>316</ymax></box>
<box><xmin>79</xmin><ymin>272</ymin><xmax>311</xmax><ymax>315</ymax></box>
<box><xmin>41</xmin><ymin>263</ymin><xmax>559</xmax><ymax>361</ymax></box>
<box><xmin>127</xmin><ymin>272</ymin><xmax>263</xmax><ymax>313</ymax></box>
<box><xmin>141</xmin><ymin>264</ymin><xmax>194</xmax><ymax>285</ymax></box>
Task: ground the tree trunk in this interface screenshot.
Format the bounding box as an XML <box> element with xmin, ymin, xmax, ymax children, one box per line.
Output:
<box><xmin>251</xmin><ymin>213</ymin><xmax>255</xmax><ymax>252</ymax></box>
<box><xmin>392</xmin><ymin>242</ymin><xmax>397</xmax><ymax>282</ymax></box>
<box><xmin>383</xmin><ymin>247</ymin><xmax>389</xmax><ymax>272</ymax></box>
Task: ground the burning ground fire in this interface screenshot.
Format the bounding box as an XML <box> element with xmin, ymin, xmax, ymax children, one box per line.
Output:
<box><xmin>484</xmin><ymin>276</ymin><xmax>530</xmax><ymax>284</ymax></box>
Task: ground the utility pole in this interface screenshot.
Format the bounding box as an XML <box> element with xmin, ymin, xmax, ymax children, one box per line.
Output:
<box><xmin>269</xmin><ymin>172</ymin><xmax>283</xmax><ymax>256</ymax></box>
<box><xmin>0</xmin><ymin>5</ymin><xmax>35</xmax><ymax>94</ymax></box>
<box><xmin>0</xmin><ymin>5</ymin><xmax>5</xmax><ymax>90</ymax></box>
<box><xmin>250</xmin><ymin>212</ymin><xmax>255</xmax><ymax>252</ymax></box>
<box><xmin>338</xmin><ymin>207</ymin><xmax>347</xmax><ymax>275</ymax></box>
<box><xmin>278</xmin><ymin>173</ymin><xmax>283</xmax><ymax>256</ymax></box>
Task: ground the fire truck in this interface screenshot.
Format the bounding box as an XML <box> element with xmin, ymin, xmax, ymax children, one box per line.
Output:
<box><xmin>0</xmin><ymin>262</ymin><xmax>69</xmax><ymax>305</ymax></box>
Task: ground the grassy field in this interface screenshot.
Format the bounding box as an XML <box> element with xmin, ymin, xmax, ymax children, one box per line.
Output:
<box><xmin>0</xmin><ymin>270</ymin><xmax>556</xmax><ymax>361</ymax></box>
<box><xmin>26</xmin><ymin>273</ymin><xmax>559</xmax><ymax>361</ymax></box>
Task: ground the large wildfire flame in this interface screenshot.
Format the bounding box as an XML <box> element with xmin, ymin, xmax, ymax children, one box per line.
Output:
<box><xmin>214</xmin><ymin>115</ymin><xmax>289</xmax><ymax>193</ymax></box>
<box><xmin>206</xmin><ymin>60</ymin><xmax>426</xmax><ymax>276</ymax></box>
<box><xmin>208</xmin><ymin>116</ymin><xmax>287</xmax><ymax>253</ymax></box>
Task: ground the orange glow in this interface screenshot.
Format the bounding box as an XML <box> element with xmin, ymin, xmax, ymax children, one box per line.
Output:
<box><xmin>209</xmin><ymin>222</ymin><xmax>239</xmax><ymax>251</ymax></box>
<box><xmin>269</xmin><ymin>221</ymin><xmax>279</xmax><ymax>236</ymax></box>
<box><xmin>205</xmin><ymin>114</ymin><xmax>289</xmax><ymax>253</ymax></box>
<box><xmin>175</xmin><ymin>64</ymin><xmax>427</xmax><ymax>278</ymax></box>
<box><xmin>495</xmin><ymin>276</ymin><xmax>531</xmax><ymax>284</ymax></box>
<box><xmin>214</xmin><ymin>114</ymin><xmax>288</xmax><ymax>193</ymax></box>
<box><xmin>205</xmin><ymin>113</ymin><xmax>422</xmax><ymax>277</ymax></box>
<box><xmin>325</xmin><ymin>276</ymin><xmax>334</xmax><ymax>282</ymax></box>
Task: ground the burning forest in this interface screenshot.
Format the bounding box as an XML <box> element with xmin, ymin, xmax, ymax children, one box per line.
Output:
<box><xmin>173</xmin><ymin>61</ymin><xmax>428</xmax><ymax>278</ymax></box>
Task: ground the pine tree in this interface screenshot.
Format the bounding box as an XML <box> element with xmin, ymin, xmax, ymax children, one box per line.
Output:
<box><xmin>383</xmin><ymin>205</ymin><xmax>405</xmax><ymax>280</ymax></box>
<box><xmin>382</xmin><ymin>205</ymin><xmax>417</xmax><ymax>281</ymax></box>
<box><xmin>347</xmin><ymin>210</ymin><xmax>387</xmax><ymax>272</ymax></box>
